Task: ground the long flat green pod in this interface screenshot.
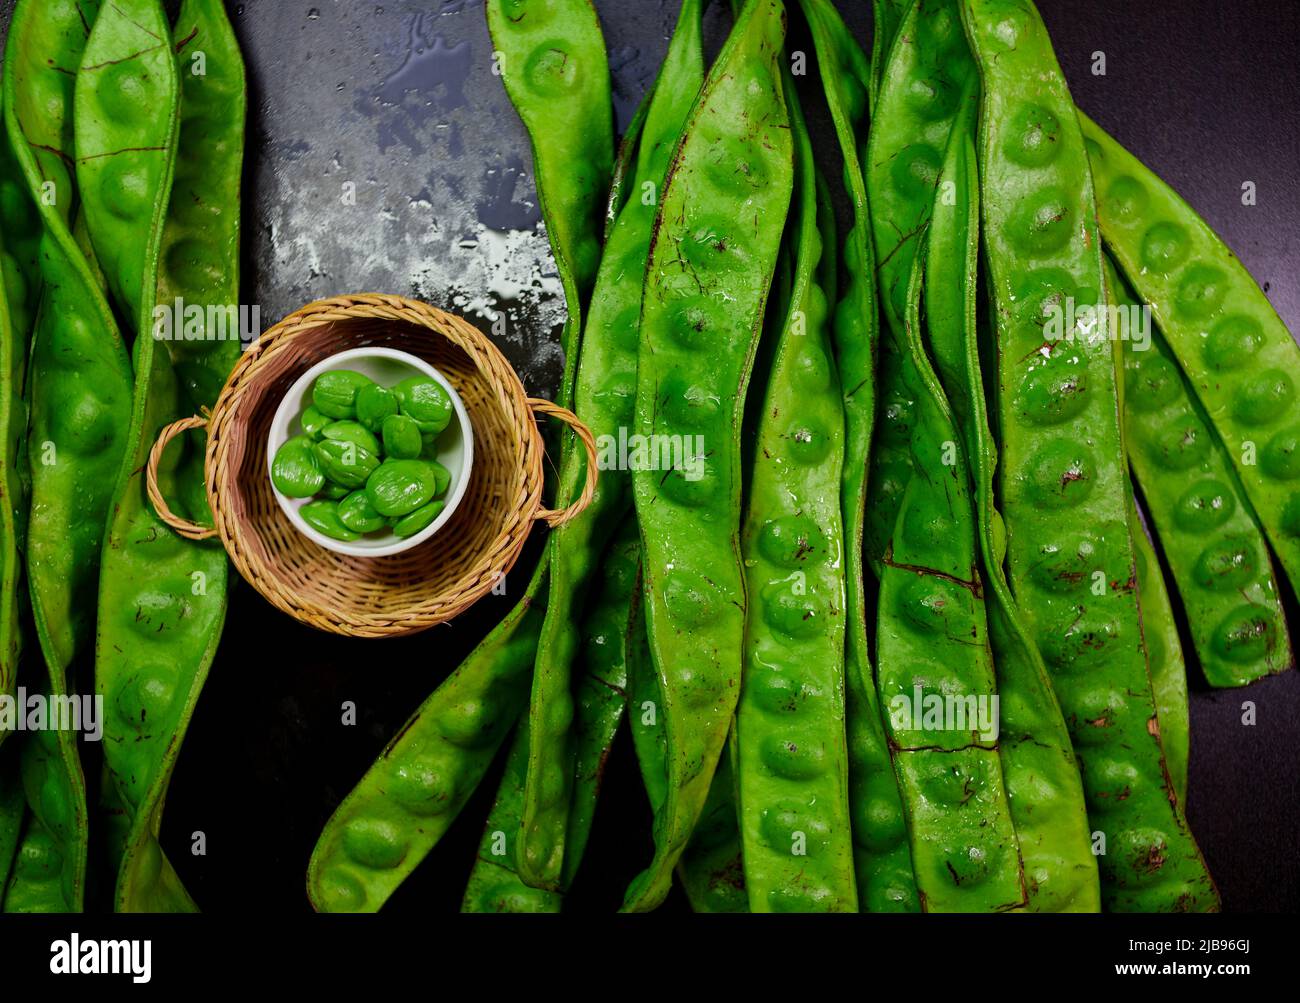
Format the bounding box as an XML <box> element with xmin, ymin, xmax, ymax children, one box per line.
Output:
<box><xmin>800</xmin><ymin>0</ymin><xmax>919</xmax><ymax>913</ymax></box>
<box><xmin>923</xmin><ymin>69</ymin><xmax>1099</xmax><ymax>913</ymax></box>
<box><xmin>627</xmin><ymin>0</ymin><xmax>793</xmax><ymax>912</ymax></box>
<box><xmin>735</xmin><ymin>84</ymin><xmax>856</xmax><ymax>912</ymax></box>
<box><xmin>307</xmin><ymin>575</ymin><xmax>542</xmax><ymax>912</ymax></box>
<box><xmin>1081</xmin><ymin>110</ymin><xmax>1300</xmax><ymax>600</ymax></box>
<box><xmin>462</xmin><ymin>522</ymin><xmax>639</xmax><ymax>910</ymax></box>
<box><xmin>963</xmin><ymin>0</ymin><xmax>1216</xmax><ymax>912</ymax></box>
<box><xmin>519</xmin><ymin>0</ymin><xmax>701</xmax><ymax>892</ymax></box>
<box><xmin>1109</xmin><ymin>255</ymin><xmax>1290</xmax><ymax>687</ymax></box>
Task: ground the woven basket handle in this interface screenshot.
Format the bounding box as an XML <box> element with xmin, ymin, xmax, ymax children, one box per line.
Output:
<box><xmin>146</xmin><ymin>414</ymin><xmax>219</xmax><ymax>541</ymax></box>
<box><xmin>528</xmin><ymin>397</ymin><xmax>599</xmax><ymax>529</ymax></box>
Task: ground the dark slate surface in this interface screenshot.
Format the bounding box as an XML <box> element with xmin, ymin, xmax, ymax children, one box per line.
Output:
<box><xmin>0</xmin><ymin>0</ymin><xmax>1295</xmax><ymax>913</ymax></box>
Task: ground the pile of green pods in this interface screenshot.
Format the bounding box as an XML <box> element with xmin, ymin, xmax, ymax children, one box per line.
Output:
<box><xmin>309</xmin><ymin>0</ymin><xmax>1295</xmax><ymax>914</ymax></box>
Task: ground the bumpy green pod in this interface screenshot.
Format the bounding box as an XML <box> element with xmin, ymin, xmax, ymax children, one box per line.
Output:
<box><xmin>875</xmin><ymin>247</ymin><xmax>1025</xmax><ymax>913</ymax></box>
<box><xmin>869</xmin><ymin>0</ymin><xmax>913</xmax><ymax>107</ymax></box>
<box><xmin>963</xmin><ymin>0</ymin><xmax>1216</xmax><ymax>912</ymax></box>
<box><xmin>864</xmin><ymin>0</ymin><xmax>977</xmax><ymax>569</ymax></box>
<box><xmin>800</xmin><ymin>0</ymin><xmax>919</xmax><ymax>913</ymax></box>
<box><xmin>735</xmin><ymin>85</ymin><xmax>856</xmax><ymax>912</ymax></box>
<box><xmin>308</xmin><ymin>583</ymin><xmax>542</xmax><ymax>911</ymax></box>
<box><xmin>161</xmin><ymin>0</ymin><xmax>247</xmax><ymax>415</ymax></box>
<box><xmin>627</xmin><ymin>514</ymin><xmax>747</xmax><ymax>914</ymax></box>
<box><xmin>519</xmin><ymin>0</ymin><xmax>702</xmax><ymax>893</ymax></box>
<box><xmin>76</xmin><ymin>0</ymin><xmax>212</xmax><ymax>913</ymax></box>
<box><xmin>4</xmin><ymin>0</ymin><xmax>119</xmax><ymax>912</ymax></box>
<box><xmin>923</xmin><ymin>85</ymin><xmax>1099</xmax><ymax>912</ymax></box>
<box><xmin>1081</xmin><ymin>111</ymin><xmax>1300</xmax><ymax>601</ymax></box>
<box><xmin>678</xmin><ymin>753</ymin><xmax>747</xmax><ymax>912</ymax></box>
<box><xmin>1130</xmin><ymin>505</ymin><xmax>1189</xmax><ymax>806</ymax></box>
<box><xmin>486</xmin><ymin>0</ymin><xmax>612</xmax><ymax>298</ymax></box>
<box><xmin>463</xmin><ymin>523</ymin><xmax>639</xmax><ymax>911</ymax></box>
<box><xmin>626</xmin><ymin>0</ymin><xmax>793</xmax><ymax>913</ymax></box>
<box><xmin>0</xmin><ymin>66</ymin><xmax>44</xmax><ymax>719</ymax></box>
<box><xmin>1108</xmin><ymin>257</ymin><xmax>1290</xmax><ymax>687</ymax></box>
<box><xmin>461</xmin><ymin>725</ymin><xmax>562</xmax><ymax>914</ymax></box>
<box><xmin>486</xmin><ymin>0</ymin><xmax>614</xmax><ymax>890</ymax></box>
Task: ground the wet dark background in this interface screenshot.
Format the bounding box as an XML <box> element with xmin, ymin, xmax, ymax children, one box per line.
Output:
<box><xmin>0</xmin><ymin>0</ymin><xmax>1296</xmax><ymax>913</ymax></box>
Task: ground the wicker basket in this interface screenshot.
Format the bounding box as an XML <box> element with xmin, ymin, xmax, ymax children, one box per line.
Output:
<box><xmin>146</xmin><ymin>293</ymin><xmax>596</xmax><ymax>638</ymax></box>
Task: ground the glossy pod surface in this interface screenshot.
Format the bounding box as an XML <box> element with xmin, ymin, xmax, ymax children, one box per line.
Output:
<box><xmin>922</xmin><ymin>79</ymin><xmax>1099</xmax><ymax>912</ymax></box>
<box><xmin>1</xmin><ymin>0</ymin><xmax>117</xmax><ymax>912</ymax></box>
<box><xmin>519</xmin><ymin>0</ymin><xmax>701</xmax><ymax>892</ymax></box>
<box><xmin>1111</xmin><ymin>256</ymin><xmax>1290</xmax><ymax>688</ymax></box>
<box><xmin>627</xmin><ymin>0</ymin><xmax>793</xmax><ymax>912</ymax></box>
<box><xmin>865</xmin><ymin>0</ymin><xmax>978</xmax><ymax>570</ymax></box>
<box><xmin>1081</xmin><ymin>111</ymin><xmax>1300</xmax><ymax>601</ymax></box>
<box><xmin>735</xmin><ymin>87</ymin><xmax>856</xmax><ymax>912</ymax></box>
<box><xmin>801</xmin><ymin>0</ymin><xmax>919</xmax><ymax>913</ymax></box>
<box><xmin>1130</xmin><ymin>504</ymin><xmax>1190</xmax><ymax>806</ymax></box>
<box><xmin>462</xmin><ymin>522</ymin><xmax>639</xmax><ymax>911</ymax></box>
<box><xmin>83</xmin><ymin>0</ymin><xmax>245</xmax><ymax>912</ymax></box>
<box><xmin>963</xmin><ymin>0</ymin><xmax>1217</xmax><ymax>911</ymax></box>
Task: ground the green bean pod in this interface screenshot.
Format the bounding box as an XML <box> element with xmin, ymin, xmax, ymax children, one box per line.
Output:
<box><xmin>519</xmin><ymin>0</ymin><xmax>702</xmax><ymax>892</ymax></box>
<box><xmin>486</xmin><ymin>0</ymin><xmax>612</xmax><ymax>299</ymax></box>
<box><xmin>875</xmin><ymin>242</ymin><xmax>1025</xmax><ymax>912</ymax></box>
<box><xmin>162</xmin><ymin>0</ymin><xmax>247</xmax><ymax>415</ymax></box>
<box><xmin>962</xmin><ymin>0</ymin><xmax>1217</xmax><ymax>912</ymax></box>
<box><xmin>1108</xmin><ymin>254</ymin><xmax>1290</xmax><ymax>687</ymax></box>
<box><xmin>626</xmin><ymin>0</ymin><xmax>793</xmax><ymax>913</ymax></box>
<box><xmin>800</xmin><ymin>0</ymin><xmax>919</xmax><ymax>913</ymax></box>
<box><xmin>677</xmin><ymin>752</ymin><xmax>747</xmax><ymax>912</ymax></box>
<box><xmin>734</xmin><ymin>84</ymin><xmax>856</xmax><ymax>911</ymax></box>
<box><xmin>1129</xmin><ymin>503</ymin><xmax>1190</xmax><ymax>806</ymax></box>
<box><xmin>923</xmin><ymin>80</ymin><xmax>1100</xmax><ymax>912</ymax></box>
<box><xmin>627</xmin><ymin>509</ymin><xmax>747</xmax><ymax>913</ymax></box>
<box><xmin>3</xmin><ymin>0</ymin><xmax>121</xmax><ymax>912</ymax></box>
<box><xmin>308</xmin><ymin>578</ymin><xmax>541</xmax><ymax>912</ymax></box>
<box><xmin>865</xmin><ymin>0</ymin><xmax>977</xmax><ymax>571</ymax></box>
<box><xmin>463</xmin><ymin>522</ymin><xmax>639</xmax><ymax>911</ymax></box>
<box><xmin>869</xmin><ymin>0</ymin><xmax>913</xmax><ymax>108</ymax></box>
<box><xmin>0</xmin><ymin>67</ymin><xmax>43</xmax><ymax>720</ymax></box>
<box><xmin>76</xmin><ymin>0</ymin><xmax>211</xmax><ymax>913</ymax></box>
<box><xmin>1080</xmin><ymin>111</ymin><xmax>1300</xmax><ymax>602</ymax></box>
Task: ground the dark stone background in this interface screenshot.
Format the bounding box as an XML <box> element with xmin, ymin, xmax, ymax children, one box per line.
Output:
<box><xmin>0</xmin><ymin>0</ymin><xmax>1295</xmax><ymax>913</ymax></box>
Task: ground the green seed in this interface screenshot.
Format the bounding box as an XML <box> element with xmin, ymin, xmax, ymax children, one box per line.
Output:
<box><xmin>381</xmin><ymin>414</ymin><xmax>423</xmax><ymax>459</ymax></box>
<box><xmin>314</xmin><ymin>438</ymin><xmax>380</xmax><ymax>489</ymax></box>
<box><xmin>300</xmin><ymin>500</ymin><xmax>361</xmax><ymax>541</ymax></box>
<box><xmin>355</xmin><ymin>384</ymin><xmax>399</xmax><ymax>433</ymax></box>
<box><xmin>313</xmin><ymin>370</ymin><xmax>375</xmax><ymax>419</ymax></box>
<box><xmin>365</xmin><ymin>459</ymin><xmax>439</xmax><ymax>517</ymax></box>
<box><xmin>271</xmin><ymin>435</ymin><xmax>325</xmax><ymax>498</ymax></box>
<box><xmin>320</xmin><ymin>420</ymin><xmax>381</xmax><ymax>455</ymax></box>
<box><xmin>395</xmin><ymin>376</ymin><xmax>453</xmax><ymax>435</ymax></box>
<box><xmin>301</xmin><ymin>405</ymin><xmax>330</xmax><ymax>438</ymax></box>
<box><xmin>391</xmin><ymin>499</ymin><xmax>446</xmax><ymax>538</ymax></box>
<box><xmin>338</xmin><ymin>491</ymin><xmax>387</xmax><ymax>534</ymax></box>
<box><xmin>319</xmin><ymin>482</ymin><xmax>350</xmax><ymax>500</ymax></box>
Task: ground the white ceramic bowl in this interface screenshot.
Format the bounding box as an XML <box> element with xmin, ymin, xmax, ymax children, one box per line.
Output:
<box><xmin>267</xmin><ymin>347</ymin><xmax>474</xmax><ymax>557</ymax></box>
